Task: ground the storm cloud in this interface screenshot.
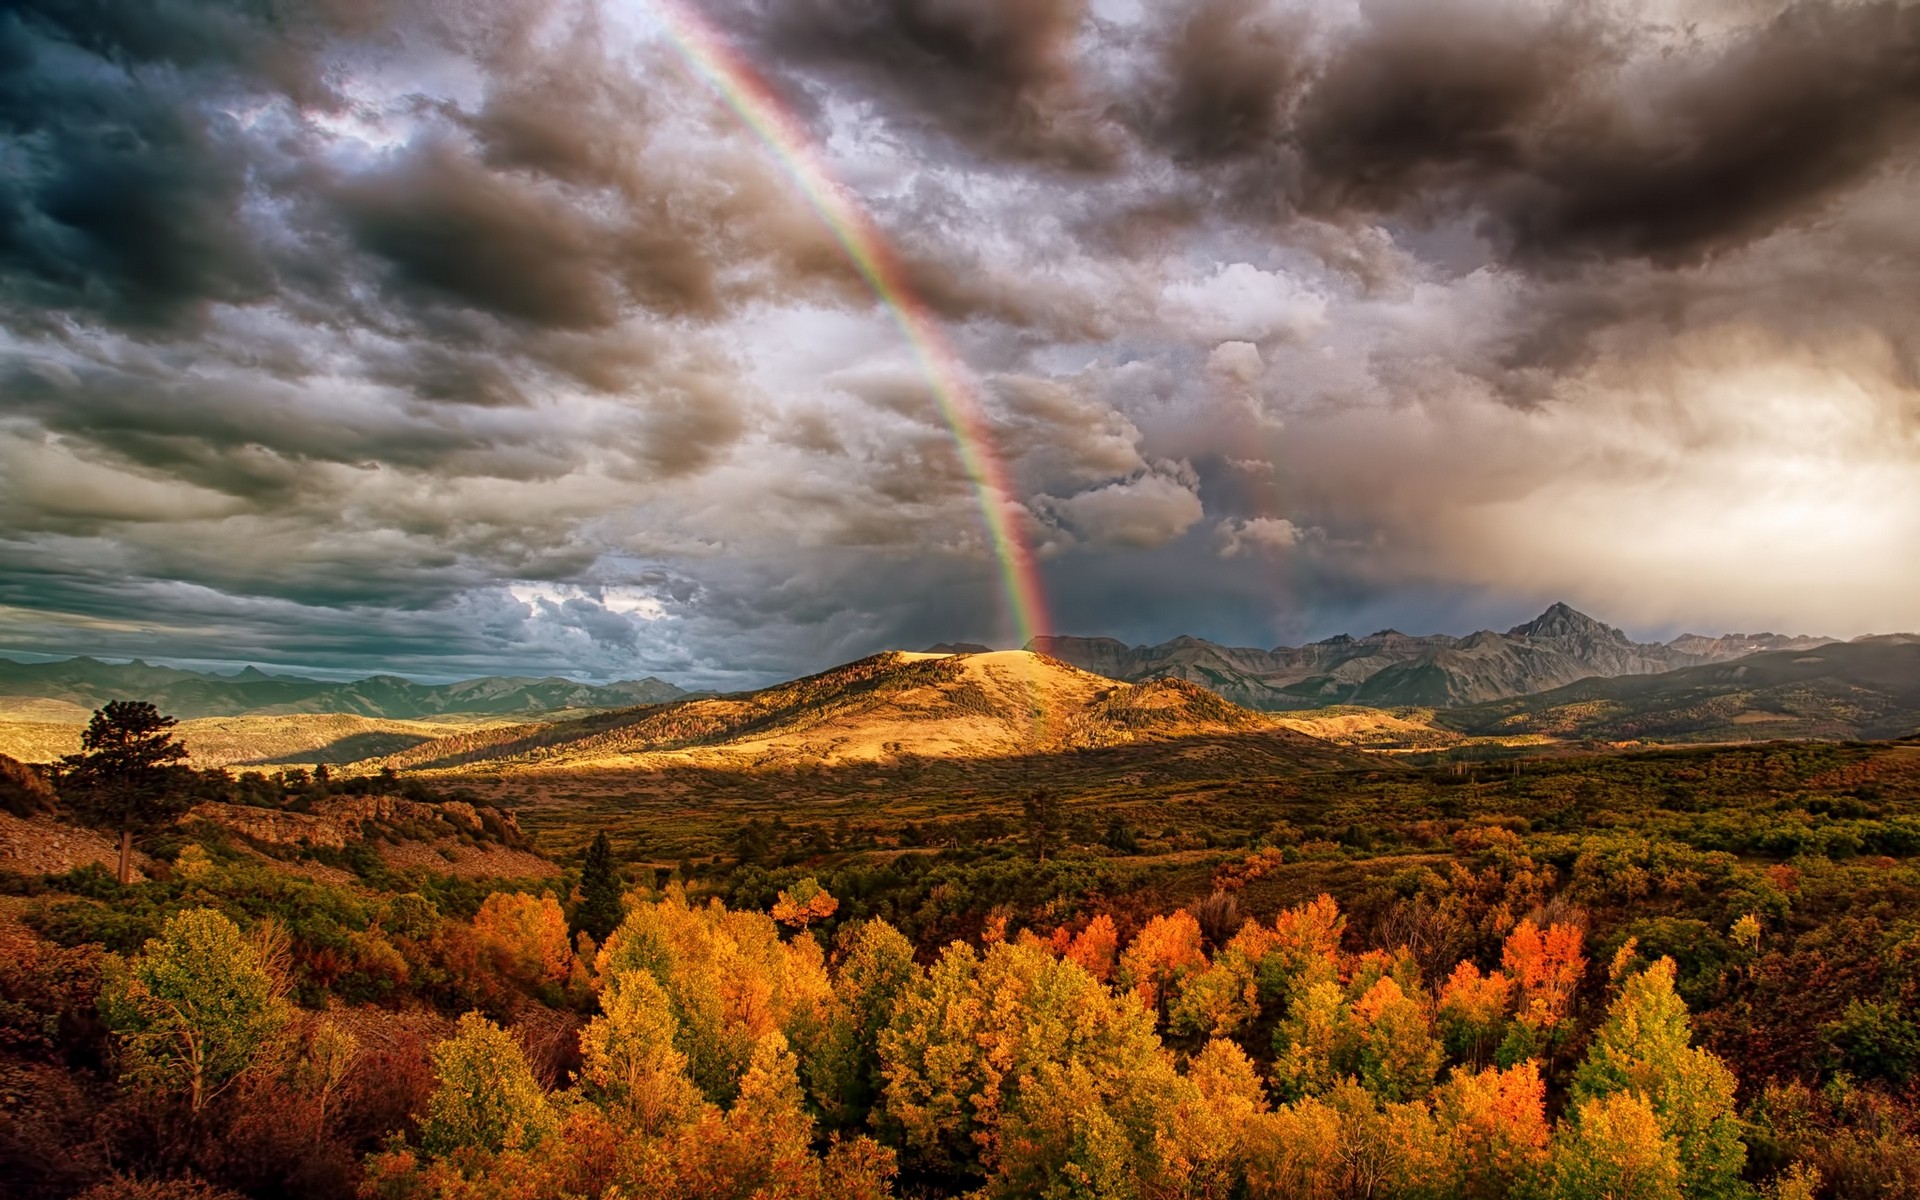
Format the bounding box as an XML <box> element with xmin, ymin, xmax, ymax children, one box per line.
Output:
<box><xmin>2</xmin><ymin>0</ymin><xmax>1918</xmax><ymax>687</ymax></box>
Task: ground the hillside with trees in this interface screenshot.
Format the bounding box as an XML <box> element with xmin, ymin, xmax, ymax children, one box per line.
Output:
<box><xmin>2</xmin><ymin>699</ymin><xmax>1917</xmax><ymax>1199</ymax></box>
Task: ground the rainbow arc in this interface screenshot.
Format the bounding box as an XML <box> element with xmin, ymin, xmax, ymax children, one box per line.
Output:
<box><xmin>645</xmin><ymin>0</ymin><xmax>1051</xmax><ymax>652</ymax></box>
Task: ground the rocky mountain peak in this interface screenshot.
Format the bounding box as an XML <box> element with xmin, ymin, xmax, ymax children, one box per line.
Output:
<box><xmin>1506</xmin><ymin>602</ymin><xmax>1628</xmax><ymax>643</ymax></box>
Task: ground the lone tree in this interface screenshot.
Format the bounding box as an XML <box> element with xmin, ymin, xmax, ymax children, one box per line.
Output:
<box><xmin>572</xmin><ymin>831</ymin><xmax>626</xmax><ymax>944</ymax></box>
<box><xmin>1022</xmin><ymin>787</ymin><xmax>1065</xmax><ymax>861</ymax></box>
<box><xmin>60</xmin><ymin>701</ymin><xmax>190</xmax><ymax>884</ymax></box>
<box><xmin>99</xmin><ymin>907</ymin><xmax>291</xmax><ymax>1112</ymax></box>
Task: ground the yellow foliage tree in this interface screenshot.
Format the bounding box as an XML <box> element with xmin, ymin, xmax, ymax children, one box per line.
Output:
<box><xmin>1434</xmin><ymin>1061</ymin><xmax>1552</xmax><ymax>1198</ymax></box>
<box><xmin>1549</xmin><ymin>1091</ymin><xmax>1684</xmax><ymax>1200</ymax></box>
<box><xmin>595</xmin><ymin>885</ymin><xmax>832</xmax><ymax>1103</ymax></box>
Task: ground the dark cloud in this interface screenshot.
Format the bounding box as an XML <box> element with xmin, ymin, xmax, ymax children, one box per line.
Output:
<box><xmin>335</xmin><ymin>137</ymin><xmax>634</xmax><ymax>329</ymax></box>
<box><xmin>1223</xmin><ymin>0</ymin><xmax>1920</xmax><ymax>266</ymax></box>
<box><xmin>1132</xmin><ymin>0</ymin><xmax>1313</xmax><ymax>167</ymax></box>
<box><xmin>0</xmin><ymin>20</ymin><xmax>274</xmax><ymax>330</ymax></box>
<box><xmin>1495</xmin><ymin>0</ymin><xmax>1920</xmax><ymax>265</ymax></box>
<box><xmin>732</xmin><ymin>0</ymin><xmax>1119</xmax><ymax>169</ymax></box>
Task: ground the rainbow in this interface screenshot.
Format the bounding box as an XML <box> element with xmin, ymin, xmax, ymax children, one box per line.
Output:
<box><xmin>642</xmin><ymin>0</ymin><xmax>1050</xmax><ymax>650</ymax></box>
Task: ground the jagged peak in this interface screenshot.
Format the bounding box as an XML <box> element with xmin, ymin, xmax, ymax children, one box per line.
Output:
<box><xmin>1506</xmin><ymin>602</ymin><xmax>1627</xmax><ymax>643</ymax></box>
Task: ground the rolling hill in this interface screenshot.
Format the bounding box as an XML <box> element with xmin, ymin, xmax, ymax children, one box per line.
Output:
<box><xmin>1438</xmin><ymin>638</ymin><xmax>1920</xmax><ymax>743</ymax></box>
<box><xmin>1030</xmin><ymin>602</ymin><xmax>1835</xmax><ymax>710</ymax></box>
<box><xmin>0</xmin><ymin>712</ymin><xmax>519</xmax><ymax>768</ymax></box>
<box><xmin>0</xmin><ymin>656</ymin><xmax>686</xmax><ymax>720</ymax></box>
<box><xmin>376</xmin><ymin>649</ymin><xmax>1366</xmax><ymax>774</ymax></box>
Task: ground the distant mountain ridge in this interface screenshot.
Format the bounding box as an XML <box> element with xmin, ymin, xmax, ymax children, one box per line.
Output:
<box><xmin>1437</xmin><ymin>638</ymin><xmax>1920</xmax><ymax>743</ymax></box>
<box><xmin>0</xmin><ymin>656</ymin><xmax>686</xmax><ymax>720</ymax></box>
<box><xmin>1029</xmin><ymin>603</ymin><xmax>1838</xmax><ymax>710</ymax></box>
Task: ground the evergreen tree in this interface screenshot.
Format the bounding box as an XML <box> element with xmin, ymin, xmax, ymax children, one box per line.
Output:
<box><xmin>60</xmin><ymin>700</ymin><xmax>190</xmax><ymax>884</ymax></box>
<box><xmin>572</xmin><ymin>831</ymin><xmax>626</xmax><ymax>943</ymax></box>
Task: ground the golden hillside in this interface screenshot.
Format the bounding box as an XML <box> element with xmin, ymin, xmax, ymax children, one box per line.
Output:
<box><xmin>378</xmin><ymin>650</ymin><xmax>1361</xmax><ymax>774</ymax></box>
<box><xmin>0</xmin><ymin>712</ymin><xmax>511</xmax><ymax>768</ymax></box>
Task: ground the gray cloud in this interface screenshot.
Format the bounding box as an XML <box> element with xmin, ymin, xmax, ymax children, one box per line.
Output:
<box><xmin>2</xmin><ymin>0</ymin><xmax>1919</xmax><ymax>686</ymax></box>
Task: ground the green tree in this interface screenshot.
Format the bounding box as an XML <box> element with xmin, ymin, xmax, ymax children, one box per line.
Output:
<box><xmin>1571</xmin><ymin>958</ymin><xmax>1746</xmax><ymax>1200</ymax></box>
<box><xmin>419</xmin><ymin>1011</ymin><xmax>557</xmax><ymax>1156</ymax></box>
<box><xmin>1022</xmin><ymin>787</ymin><xmax>1065</xmax><ymax>860</ymax></box>
<box><xmin>98</xmin><ymin>907</ymin><xmax>290</xmax><ymax>1112</ymax></box>
<box><xmin>810</xmin><ymin>919</ymin><xmax>919</xmax><ymax>1130</ymax></box>
<box><xmin>571</xmin><ymin>831</ymin><xmax>626</xmax><ymax>944</ymax></box>
<box><xmin>60</xmin><ymin>701</ymin><xmax>190</xmax><ymax>884</ymax></box>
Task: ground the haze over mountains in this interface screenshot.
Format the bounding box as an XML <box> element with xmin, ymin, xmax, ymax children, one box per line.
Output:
<box><xmin>0</xmin><ymin>656</ymin><xmax>686</xmax><ymax>721</ymax></box>
<box><xmin>1031</xmin><ymin>603</ymin><xmax>1839</xmax><ymax>710</ymax></box>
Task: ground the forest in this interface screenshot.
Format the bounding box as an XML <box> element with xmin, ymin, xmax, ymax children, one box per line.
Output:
<box><xmin>2</xmin><ymin>705</ymin><xmax>1917</xmax><ymax>1199</ymax></box>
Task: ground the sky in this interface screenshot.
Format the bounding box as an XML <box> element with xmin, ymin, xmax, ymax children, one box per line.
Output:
<box><xmin>2</xmin><ymin>0</ymin><xmax>1918</xmax><ymax>689</ymax></box>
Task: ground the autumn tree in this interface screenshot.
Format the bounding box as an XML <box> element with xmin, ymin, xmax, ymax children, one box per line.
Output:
<box><xmin>1572</xmin><ymin>957</ymin><xmax>1746</xmax><ymax>1200</ymax></box>
<box><xmin>1156</xmin><ymin>1038</ymin><xmax>1269</xmax><ymax>1198</ymax></box>
<box><xmin>61</xmin><ymin>700</ymin><xmax>190</xmax><ymax>884</ymax></box>
<box><xmin>571</xmin><ymin>832</ymin><xmax>625</xmax><ymax>944</ymax></box>
<box><xmin>1350</xmin><ymin>975</ymin><xmax>1442</xmax><ymax>1102</ymax></box>
<box><xmin>1434</xmin><ymin>1061</ymin><xmax>1552</xmax><ymax>1198</ymax></box>
<box><xmin>1549</xmin><ymin>1091</ymin><xmax>1683</xmax><ymax>1200</ymax></box>
<box><xmin>579</xmin><ymin>970</ymin><xmax>704</xmax><ymax>1129</ymax></box>
<box><xmin>879</xmin><ymin>939</ymin><xmax>1184</xmax><ymax>1190</ymax></box>
<box><xmin>470</xmin><ymin>892</ymin><xmax>574</xmax><ymax>990</ymax></box>
<box><xmin>1252</xmin><ymin>894</ymin><xmax>1346</xmax><ymax>1016</ymax></box>
<box><xmin>1059</xmin><ymin>914</ymin><xmax>1119</xmax><ymax>983</ymax></box>
<box><xmin>99</xmin><ymin>907</ymin><xmax>290</xmax><ymax>1112</ymax></box>
<box><xmin>419</xmin><ymin>1012</ymin><xmax>557</xmax><ymax>1156</ymax></box>
<box><xmin>772</xmin><ymin>876</ymin><xmax>839</xmax><ymax>930</ymax></box>
<box><xmin>1118</xmin><ymin>909</ymin><xmax>1208</xmax><ymax>1021</ymax></box>
<box><xmin>595</xmin><ymin>885</ymin><xmax>832</xmax><ymax>1103</ymax></box>
<box><xmin>809</xmin><ymin>919</ymin><xmax>918</xmax><ymax>1130</ymax></box>
<box><xmin>1271</xmin><ymin>980</ymin><xmax>1354</xmax><ymax>1101</ymax></box>
<box><xmin>1438</xmin><ymin>961</ymin><xmax>1513</xmax><ymax>1066</ymax></box>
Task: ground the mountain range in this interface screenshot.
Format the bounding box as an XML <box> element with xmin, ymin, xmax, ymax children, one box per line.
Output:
<box><xmin>1439</xmin><ymin>638</ymin><xmax>1920</xmax><ymax>744</ymax></box>
<box><xmin>0</xmin><ymin>656</ymin><xmax>687</xmax><ymax>721</ymax></box>
<box><xmin>1029</xmin><ymin>603</ymin><xmax>1839</xmax><ymax>710</ymax></box>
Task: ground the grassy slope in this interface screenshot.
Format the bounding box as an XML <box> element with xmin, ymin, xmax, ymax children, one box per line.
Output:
<box><xmin>0</xmin><ymin>713</ymin><xmax>517</xmax><ymax>768</ymax></box>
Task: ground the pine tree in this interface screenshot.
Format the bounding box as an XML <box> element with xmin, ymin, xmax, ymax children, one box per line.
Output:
<box><xmin>60</xmin><ymin>701</ymin><xmax>190</xmax><ymax>884</ymax></box>
<box><xmin>572</xmin><ymin>831</ymin><xmax>625</xmax><ymax>943</ymax></box>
